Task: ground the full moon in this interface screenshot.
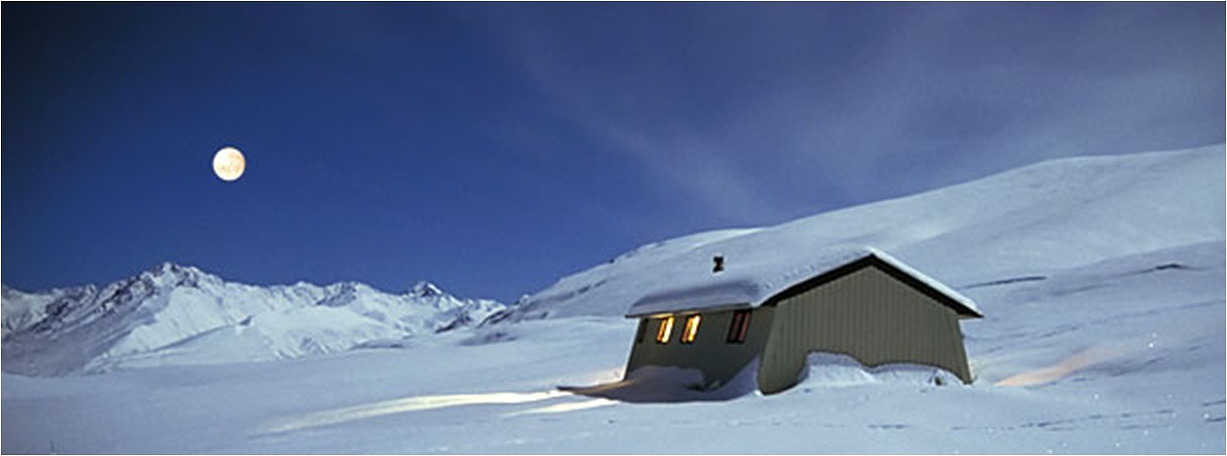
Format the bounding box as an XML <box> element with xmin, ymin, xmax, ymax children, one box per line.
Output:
<box><xmin>212</xmin><ymin>147</ymin><xmax>246</xmax><ymax>182</ymax></box>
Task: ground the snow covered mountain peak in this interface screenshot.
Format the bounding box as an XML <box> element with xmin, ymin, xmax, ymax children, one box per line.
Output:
<box><xmin>133</xmin><ymin>262</ymin><xmax>216</xmax><ymax>289</ymax></box>
<box><xmin>410</xmin><ymin>280</ymin><xmax>444</xmax><ymax>298</ymax></box>
<box><xmin>145</xmin><ymin>261</ymin><xmax>204</xmax><ymax>278</ymax></box>
<box><xmin>2</xmin><ymin>266</ymin><xmax>506</xmax><ymax>376</ymax></box>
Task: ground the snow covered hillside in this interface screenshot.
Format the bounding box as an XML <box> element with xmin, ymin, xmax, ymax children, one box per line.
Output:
<box><xmin>506</xmin><ymin>144</ymin><xmax>1224</xmax><ymax>320</ymax></box>
<box><xmin>1</xmin><ymin>264</ymin><xmax>504</xmax><ymax>376</ymax></box>
<box><xmin>2</xmin><ymin>144</ymin><xmax>1223</xmax><ymax>453</ymax></box>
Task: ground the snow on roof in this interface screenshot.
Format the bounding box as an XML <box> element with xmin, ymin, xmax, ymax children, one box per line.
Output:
<box><xmin>625</xmin><ymin>245</ymin><xmax>981</xmax><ymax>318</ymax></box>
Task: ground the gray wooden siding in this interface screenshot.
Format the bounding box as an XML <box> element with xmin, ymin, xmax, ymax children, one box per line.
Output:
<box><xmin>625</xmin><ymin>306</ymin><xmax>775</xmax><ymax>390</ymax></box>
<box><xmin>758</xmin><ymin>265</ymin><xmax>972</xmax><ymax>394</ymax></box>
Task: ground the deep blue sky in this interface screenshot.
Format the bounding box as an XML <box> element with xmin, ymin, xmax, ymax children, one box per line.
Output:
<box><xmin>3</xmin><ymin>3</ymin><xmax>1223</xmax><ymax>302</ymax></box>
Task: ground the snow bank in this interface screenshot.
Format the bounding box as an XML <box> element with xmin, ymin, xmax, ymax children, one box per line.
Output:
<box><xmin>797</xmin><ymin>352</ymin><xmax>962</xmax><ymax>388</ymax></box>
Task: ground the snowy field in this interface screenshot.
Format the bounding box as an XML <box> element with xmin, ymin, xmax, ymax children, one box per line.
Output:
<box><xmin>3</xmin><ymin>145</ymin><xmax>1224</xmax><ymax>453</ymax></box>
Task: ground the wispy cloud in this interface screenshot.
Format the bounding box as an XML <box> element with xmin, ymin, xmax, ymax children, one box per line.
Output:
<box><xmin>478</xmin><ymin>3</ymin><xmax>1224</xmax><ymax>232</ymax></box>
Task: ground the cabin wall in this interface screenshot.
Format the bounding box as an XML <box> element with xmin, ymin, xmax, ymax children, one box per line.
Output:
<box><xmin>758</xmin><ymin>265</ymin><xmax>972</xmax><ymax>394</ymax></box>
<box><xmin>625</xmin><ymin>306</ymin><xmax>774</xmax><ymax>390</ymax></box>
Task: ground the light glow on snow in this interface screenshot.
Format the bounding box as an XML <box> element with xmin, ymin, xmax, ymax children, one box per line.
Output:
<box><xmin>568</xmin><ymin>366</ymin><xmax>625</xmax><ymax>386</ymax></box>
<box><xmin>505</xmin><ymin>398</ymin><xmax>617</xmax><ymax>417</ymax></box>
<box><xmin>259</xmin><ymin>390</ymin><xmax>569</xmax><ymax>435</ymax></box>
<box><xmin>996</xmin><ymin>346</ymin><xmax>1124</xmax><ymax>387</ymax></box>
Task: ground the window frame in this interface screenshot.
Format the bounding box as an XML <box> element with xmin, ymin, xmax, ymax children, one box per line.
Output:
<box><xmin>635</xmin><ymin>318</ymin><xmax>649</xmax><ymax>344</ymax></box>
<box><xmin>726</xmin><ymin>309</ymin><xmax>751</xmax><ymax>344</ymax></box>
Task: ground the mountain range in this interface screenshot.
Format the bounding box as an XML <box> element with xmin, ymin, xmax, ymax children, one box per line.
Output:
<box><xmin>2</xmin><ymin>264</ymin><xmax>504</xmax><ymax>376</ymax></box>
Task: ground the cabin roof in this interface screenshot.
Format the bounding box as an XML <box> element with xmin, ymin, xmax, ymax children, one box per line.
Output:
<box><xmin>624</xmin><ymin>245</ymin><xmax>982</xmax><ymax>319</ymax></box>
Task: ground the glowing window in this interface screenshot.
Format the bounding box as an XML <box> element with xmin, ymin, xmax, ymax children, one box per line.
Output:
<box><xmin>655</xmin><ymin>316</ymin><xmax>675</xmax><ymax>344</ymax></box>
<box><xmin>727</xmin><ymin>310</ymin><xmax>751</xmax><ymax>344</ymax></box>
<box><xmin>681</xmin><ymin>315</ymin><xmax>701</xmax><ymax>344</ymax></box>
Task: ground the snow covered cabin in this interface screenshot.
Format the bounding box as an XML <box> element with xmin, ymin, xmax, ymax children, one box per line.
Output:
<box><xmin>623</xmin><ymin>246</ymin><xmax>982</xmax><ymax>394</ymax></box>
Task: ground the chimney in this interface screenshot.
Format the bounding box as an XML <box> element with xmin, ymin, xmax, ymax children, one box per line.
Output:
<box><xmin>712</xmin><ymin>255</ymin><xmax>725</xmax><ymax>273</ymax></box>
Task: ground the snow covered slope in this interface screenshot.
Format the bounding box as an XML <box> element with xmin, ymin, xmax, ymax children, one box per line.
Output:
<box><xmin>1</xmin><ymin>264</ymin><xmax>504</xmax><ymax>376</ymax></box>
<box><xmin>507</xmin><ymin>144</ymin><xmax>1224</xmax><ymax>320</ymax></box>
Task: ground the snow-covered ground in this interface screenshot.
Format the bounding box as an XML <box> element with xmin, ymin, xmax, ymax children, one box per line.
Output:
<box><xmin>3</xmin><ymin>145</ymin><xmax>1224</xmax><ymax>453</ymax></box>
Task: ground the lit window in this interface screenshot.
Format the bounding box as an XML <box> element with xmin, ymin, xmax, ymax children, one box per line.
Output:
<box><xmin>681</xmin><ymin>315</ymin><xmax>701</xmax><ymax>344</ymax></box>
<box><xmin>727</xmin><ymin>310</ymin><xmax>751</xmax><ymax>344</ymax></box>
<box><xmin>655</xmin><ymin>316</ymin><xmax>675</xmax><ymax>344</ymax></box>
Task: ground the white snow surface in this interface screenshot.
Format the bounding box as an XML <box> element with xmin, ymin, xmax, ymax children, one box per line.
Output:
<box><xmin>2</xmin><ymin>144</ymin><xmax>1223</xmax><ymax>453</ymax></box>
<box><xmin>624</xmin><ymin>245</ymin><xmax>979</xmax><ymax>318</ymax></box>
<box><xmin>1</xmin><ymin>265</ymin><xmax>505</xmax><ymax>376</ymax></box>
<box><xmin>798</xmin><ymin>352</ymin><xmax>964</xmax><ymax>387</ymax></box>
<box><xmin>510</xmin><ymin>144</ymin><xmax>1224</xmax><ymax>321</ymax></box>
